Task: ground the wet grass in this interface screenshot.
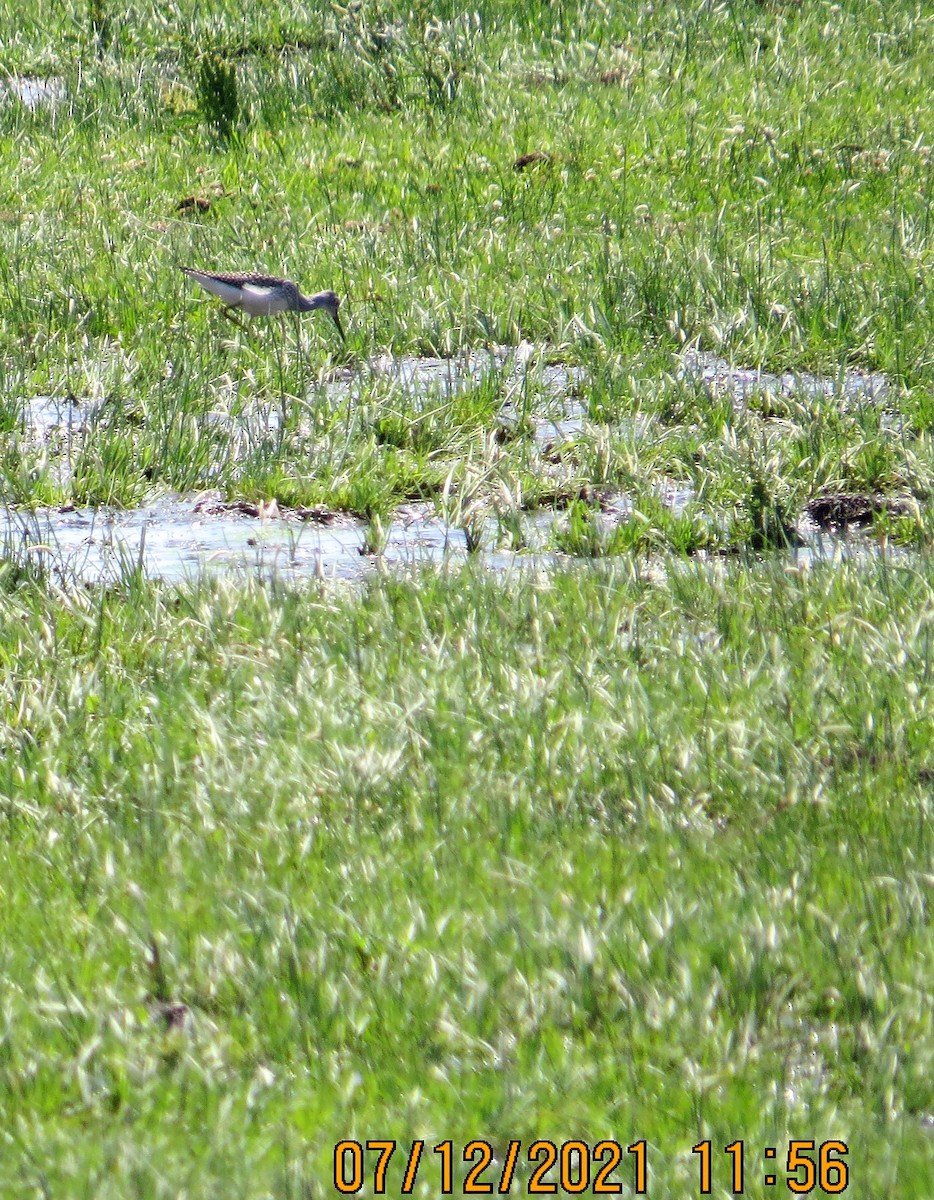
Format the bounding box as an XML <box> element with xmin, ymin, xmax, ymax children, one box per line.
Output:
<box><xmin>0</xmin><ymin>3</ymin><xmax>933</xmax><ymax>1194</ymax></box>
<box><xmin>0</xmin><ymin>2</ymin><xmax>933</xmax><ymax>544</ymax></box>
<box><xmin>0</xmin><ymin>559</ymin><xmax>932</xmax><ymax>1196</ymax></box>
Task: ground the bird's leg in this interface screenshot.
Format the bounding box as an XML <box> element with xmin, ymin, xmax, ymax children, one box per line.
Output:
<box><xmin>221</xmin><ymin>305</ymin><xmax>246</xmax><ymax>329</ymax></box>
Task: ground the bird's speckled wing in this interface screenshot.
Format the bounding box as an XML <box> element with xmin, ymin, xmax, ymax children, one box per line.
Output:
<box><xmin>183</xmin><ymin>269</ymin><xmax>289</xmax><ymax>287</ymax></box>
<box><xmin>210</xmin><ymin>272</ymin><xmax>288</xmax><ymax>287</ymax></box>
<box><xmin>182</xmin><ymin>268</ymin><xmax>295</xmax><ymax>310</ymax></box>
<box><xmin>182</xmin><ymin>268</ymin><xmax>319</xmax><ymax>316</ymax></box>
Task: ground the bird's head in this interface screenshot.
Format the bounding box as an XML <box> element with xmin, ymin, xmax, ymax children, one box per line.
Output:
<box><xmin>306</xmin><ymin>289</ymin><xmax>345</xmax><ymax>341</ymax></box>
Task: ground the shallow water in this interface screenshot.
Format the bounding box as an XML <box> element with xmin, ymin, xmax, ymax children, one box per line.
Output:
<box><xmin>1</xmin><ymin>77</ymin><xmax>65</xmax><ymax>110</ymax></box>
<box><xmin>2</xmin><ymin>349</ymin><xmax>902</xmax><ymax>581</ymax></box>
<box><xmin>333</xmin><ymin>343</ymin><xmax>583</xmax><ymax>399</ymax></box>
<box><xmin>682</xmin><ymin>350</ymin><xmax>888</xmax><ymax>405</ymax></box>
<box><xmin>19</xmin><ymin>348</ymin><xmax>883</xmax><ymax>462</ymax></box>
<box><xmin>3</xmin><ymin>500</ymin><xmax>373</xmax><ymax>585</ymax></box>
<box><xmin>0</xmin><ymin>492</ymin><xmax>894</xmax><ymax>586</ymax></box>
<box><xmin>0</xmin><ymin>498</ymin><xmax>563</xmax><ymax>584</ymax></box>
<box><xmin>322</xmin><ymin>343</ymin><xmax>588</xmax><ymax>444</ymax></box>
<box><xmin>22</xmin><ymin>395</ymin><xmax>90</xmax><ymax>437</ymax></box>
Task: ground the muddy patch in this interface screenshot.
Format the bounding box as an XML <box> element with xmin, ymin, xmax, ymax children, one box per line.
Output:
<box><xmin>805</xmin><ymin>492</ymin><xmax>912</xmax><ymax>528</ymax></box>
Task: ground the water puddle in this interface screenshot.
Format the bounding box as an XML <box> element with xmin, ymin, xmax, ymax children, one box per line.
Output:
<box><xmin>335</xmin><ymin>342</ymin><xmax>583</xmax><ymax>398</ymax></box>
<box><xmin>322</xmin><ymin>343</ymin><xmax>588</xmax><ymax>444</ymax></box>
<box><xmin>0</xmin><ymin>491</ymin><xmax>896</xmax><ymax>585</ymax></box>
<box><xmin>1</xmin><ymin>76</ymin><xmax>65</xmax><ymax>110</ymax></box>
<box><xmin>792</xmin><ymin>522</ymin><xmax>907</xmax><ymax>568</ymax></box>
<box><xmin>22</xmin><ymin>395</ymin><xmax>91</xmax><ymax>438</ymax></box>
<box><xmin>0</xmin><ymin>498</ymin><xmax>560</xmax><ymax>584</ymax></box>
<box><xmin>15</xmin><ymin>349</ymin><xmax>590</xmax><ymax>485</ymax></box>
<box><xmin>0</xmin><ymin>349</ymin><xmax>907</xmax><ymax>581</ymax></box>
<box><xmin>682</xmin><ymin>350</ymin><xmax>888</xmax><ymax>406</ymax></box>
<box><xmin>17</xmin><ymin>350</ymin><xmax>886</xmax><ymax>473</ymax></box>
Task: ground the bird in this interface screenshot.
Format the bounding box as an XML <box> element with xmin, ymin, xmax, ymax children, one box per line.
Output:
<box><xmin>181</xmin><ymin>267</ymin><xmax>345</xmax><ymax>340</ymax></box>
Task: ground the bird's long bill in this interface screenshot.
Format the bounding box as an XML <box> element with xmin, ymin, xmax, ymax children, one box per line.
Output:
<box><xmin>332</xmin><ymin>308</ymin><xmax>346</xmax><ymax>342</ymax></box>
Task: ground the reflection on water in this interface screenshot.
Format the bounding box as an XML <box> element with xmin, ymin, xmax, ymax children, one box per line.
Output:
<box><xmin>0</xmin><ymin>498</ymin><xmax>560</xmax><ymax>584</ymax></box>
<box><xmin>0</xmin><ymin>493</ymin><xmax>895</xmax><ymax>585</ymax></box>
<box><xmin>682</xmin><ymin>350</ymin><xmax>888</xmax><ymax>404</ymax></box>
<box><xmin>0</xmin><ymin>348</ymin><xmax>902</xmax><ymax>582</ymax></box>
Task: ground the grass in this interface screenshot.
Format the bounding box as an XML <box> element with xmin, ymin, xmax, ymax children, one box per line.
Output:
<box><xmin>0</xmin><ymin>2</ymin><xmax>933</xmax><ymax>1195</ymax></box>
<box><xmin>0</xmin><ymin>2</ymin><xmax>932</xmax><ymax>540</ymax></box>
<box><xmin>0</xmin><ymin>559</ymin><xmax>931</xmax><ymax>1195</ymax></box>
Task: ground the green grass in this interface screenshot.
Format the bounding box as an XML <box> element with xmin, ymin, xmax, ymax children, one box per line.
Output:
<box><xmin>1</xmin><ymin>3</ymin><xmax>933</xmax><ymax>1195</ymax></box>
<box><xmin>0</xmin><ymin>2</ymin><xmax>933</xmax><ymax>539</ymax></box>
<box><xmin>0</xmin><ymin>559</ymin><xmax>931</xmax><ymax>1195</ymax></box>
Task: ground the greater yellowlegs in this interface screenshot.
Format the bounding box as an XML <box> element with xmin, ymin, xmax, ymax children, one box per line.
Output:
<box><xmin>182</xmin><ymin>267</ymin><xmax>345</xmax><ymax>340</ymax></box>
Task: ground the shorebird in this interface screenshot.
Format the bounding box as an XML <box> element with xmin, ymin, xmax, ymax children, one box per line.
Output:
<box><xmin>181</xmin><ymin>267</ymin><xmax>345</xmax><ymax>340</ymax></box>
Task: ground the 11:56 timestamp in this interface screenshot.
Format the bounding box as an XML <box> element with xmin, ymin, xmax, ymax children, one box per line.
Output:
<box><xmin>334</xmin><ymin>1138</ymin><xmax>849</xmax><ymax>1194</ymax></box>
<box><xmin>692</xmin><ymin>1140</ymin><xmax>848</xmax><ymax>1193</ymax></box>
